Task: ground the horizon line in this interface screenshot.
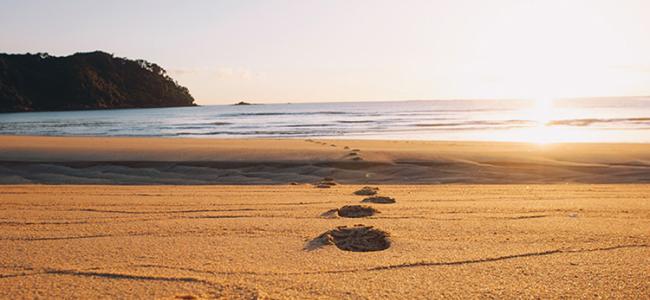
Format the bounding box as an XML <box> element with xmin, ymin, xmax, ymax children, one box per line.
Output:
<box><xmin>195</xmin><ymin>95</ymin><xmax>650</xmax><ymax>106</ymax></box>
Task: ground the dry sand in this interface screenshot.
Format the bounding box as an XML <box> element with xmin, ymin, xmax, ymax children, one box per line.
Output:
<box><xmin>1</xmin><ymin>136</ymin><xmax>649</xmax><ymax>298</ymax></box>
<box><xmin>1</xmin><ymin>135</ymin><xmax>650</xmax><ymax>184</ymax></box>
<box><xmin>1</xmin><ymin>184</ymin><xmax>649</xmax><ymax>298</ymax></box>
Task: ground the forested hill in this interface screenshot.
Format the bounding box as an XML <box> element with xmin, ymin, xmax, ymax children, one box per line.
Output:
<box><xmin>0</xmin><ymin>51</ymin><xmax>195</xmax><ymax>112</ymax></box>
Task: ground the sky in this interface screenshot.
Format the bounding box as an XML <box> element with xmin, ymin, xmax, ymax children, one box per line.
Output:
<box><xmin>2</xmin><ymin>0</ymin><xmax>650</xmax><ymax>104</ymax></box>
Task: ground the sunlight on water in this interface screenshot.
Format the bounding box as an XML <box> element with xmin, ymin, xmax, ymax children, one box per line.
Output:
<box><xmin>527</xmin><ymin>97</ymin><xmax>555</xmax><ymax>144</ymax></box>
<box><xmin>515</xmin><ymin>97</ymin><xmax>569</xmax><ymax>144</ymax></box>
<box><xmin>0</xmin><ymin>98</ymin><xmax>649</xmax><ymax>143</ymax></box>
<box><xmin>473</xmin><ymin>97</ymin><xmax>650</xmax><ymax>144</ymax></box>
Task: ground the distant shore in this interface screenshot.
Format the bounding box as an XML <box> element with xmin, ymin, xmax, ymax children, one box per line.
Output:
<box><xmin>1</xmin><ymin>135</ymin><xmax>649</xmax><ymax>184</ymax></box>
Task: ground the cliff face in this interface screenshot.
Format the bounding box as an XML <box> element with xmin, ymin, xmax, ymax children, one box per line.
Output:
<box><xmin>0</xmin><ymin>51</ymin><xmax>195</xmax><ymax>112</ymax></box>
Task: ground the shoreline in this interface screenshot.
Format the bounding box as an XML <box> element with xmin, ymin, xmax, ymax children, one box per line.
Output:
<box><xmin>1</xmin><ymin>135</ymin><xmax>650</xmax><ymax>184</ymax></box>
<box><xmin>7</xmin><ymin>133</ymin><xmax>650</xmax><ymax>144</ymax></box>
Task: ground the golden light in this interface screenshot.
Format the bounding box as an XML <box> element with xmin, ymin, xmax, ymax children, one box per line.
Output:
<box><xmin>509</xmin><ymin>96</ymin><xmax>605</xmax><ymax>145</ymax></box>
<box><xmin>509</xmin><ymin>97</ymin><xmax>564</xmax><ymax>145</ymax></box>
<box><xmin>531</xmin><ymin>97</ymin><xmax>555</xmax><ymax>124</ymax></box>
<box><xmin>523</xmin><ymin>97</ymin><xmax>554</xmax><ymax>145</ymax></box>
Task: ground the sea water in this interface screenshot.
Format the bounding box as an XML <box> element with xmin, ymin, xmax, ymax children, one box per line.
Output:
<box><xmin>1</xmin><ymin>98</ymin><xmax>649</xmax><ymax>143</ymax></box>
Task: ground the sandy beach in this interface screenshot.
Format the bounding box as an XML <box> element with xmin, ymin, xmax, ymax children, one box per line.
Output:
<box><xmin>4</xmin><ymin>0</ymin><xmax>650</xmax><ymax>298</ymax></box>
<box><xmin>1</xmin><ymin>135</ymin><xmax>650</xmax><ymax>184</ymax></box>
<box><xmin>1</xmin><ymin>136</ymin><xmax>649</xmax><ymax>298</ymax></box>
<box><xmin>1</xmin><ymin>184</ymin><xmax>648</xmax><ymax>298</ymax></box>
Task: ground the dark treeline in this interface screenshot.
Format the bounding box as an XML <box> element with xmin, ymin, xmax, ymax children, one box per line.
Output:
<box><xmin>0</xmin><ymin>51</ymin><xmax>195</xmax><ymax>112</ymax></box>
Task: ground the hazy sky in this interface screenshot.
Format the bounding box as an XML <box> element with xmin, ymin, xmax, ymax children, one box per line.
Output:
<box><xmin>2</xmin><ymin>0</ymin><xmax>650</xmax><ymax>104</ymax></box>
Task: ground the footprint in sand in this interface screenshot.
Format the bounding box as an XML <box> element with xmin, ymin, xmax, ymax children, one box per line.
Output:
<box><xmin>320</xmin><ymin>205</ymin><xmax>379</xmax><ymax>218</ymax></box>
<box><xmin>323</xmin><ymin>177</ymin><xmax>337</xmax><ymax>183</ymax></box>
<box><xmin>319</xmin><ymin>208</ymin><xmax>339</xmax><ymax>218</ymax></box>
<box><xmin>337</xmin><ymin>205</ymin><xmax>379</xmax><ymax>218</ymax></box>
<box><xmin>307</xmin><ymin>225</ymin><xmax>391</xmax><ymax>252</ymax></box>
<box><xmin>344</xmin><ymin>151</ymin><xmax>364</xmax><ymax>161</ymax></box>
<box><xmin>341</xmin><ymin>148</ymin><xmax>363</xmax><ymax>160</ymax></box>
<box><xmin>361</xmin><ymin>196</ymin><xmax>396</xmax><ymax>204</ymax></box>
<box><xmin>354</xmin><ymin>186</ymin><xmax>379</xmax><ymax>196</ymax></box>
<box><xmin>314</xmin><ymin>177</ymin><xmax>337</xmax><ymax>188</ymax></box>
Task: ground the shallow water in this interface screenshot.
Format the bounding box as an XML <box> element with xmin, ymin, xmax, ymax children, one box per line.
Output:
<box><xmin>1</xmin><ymin>98</ymin><xmax>649</xmax><ymax>143</ymax></box>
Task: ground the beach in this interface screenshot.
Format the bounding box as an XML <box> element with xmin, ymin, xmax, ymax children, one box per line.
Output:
<box><xmin>4</xmin><ymin>0</ymin><xmax>650</xmax><ymax>298</ymax></box>
<box><xmin>1</xmin><ymin>135</ymin><xmax>650</xmax><ymax>184</ymax></box>
<box><xmin>1</xmin><ymin>184</ymin><xmax>648</xmax><ymax>298</ymax></box>
<box><xmin>0</xmin><ymin>136</ymin><xmax>649</xmax><ymax>298</ymax></box>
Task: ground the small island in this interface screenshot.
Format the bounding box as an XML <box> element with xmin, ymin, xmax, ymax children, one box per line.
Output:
<box><xmin>0</xmin><ymin>51</ymin><xmax>195</xmax><ymax>112</ymax></box>
<box><xmin>233</xmin><ymin>101</ymin><xmax>253</xmax><ymax>105</ymax></box>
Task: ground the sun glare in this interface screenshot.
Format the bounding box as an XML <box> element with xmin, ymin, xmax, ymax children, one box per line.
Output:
<box><xmin>518</xmin><ymin>97</ymin><xmax>557</xmax><ymax>144</ymax></box>
<box><xmin>513</xmin><ymin>96</ymin><xmax>604</xmax><ymax>144</ymax></box>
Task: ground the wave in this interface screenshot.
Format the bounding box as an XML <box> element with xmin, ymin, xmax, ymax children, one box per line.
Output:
<box><xmin>414</xmin><ymin>120</ymin><xmax>532</xmax><ymax>127</ymax></box>
<box><xmin>415</xmin><ymin>125</ymin><xmax>531</xmax><ymax>131</ymax></box>
<box><xmin>337</xmin><ymin>120</ymin><xmax>375</xmax><ymax>123</ymax></box>
<box><xmin>394</xmin><ymin>108</ymin><xmax>514</xmax><ymax>115</ymax></box>
<box><xmin>0</xmin><ymin>121</ymin><xmax>117</xmax><ymax>128</ymax></box>
<box><xmin>220</xmin><ymin>111</ymin><xmax>350</xmax><ymax>117</ymax></box>
<box><xmin>160</xmin><ymin>126</ymin><xmax>205</xmax><ymax>130</ymax></box>
<box><xmin>160</xmin><ymin>122</ymin><xmax>232</xmax><ymax>130</ymax></box>
<box><xmin>284</xmin><ymin>124</ymin><xmax>335</xmax><ymax>127</ymax></box>
<box><xmin>176</xmin><ymin>130</ymin><xmax>339</xmax><ymax>136</ymax></box>
<box><xmin>2</xmin><ymin>100</ymin><xmax>649</xmax><ymax>142</ymax></box>
<box><xmin>547</xmin><ymin>117</ymin><xmax>650</xmax><ymax>127</ymax></box>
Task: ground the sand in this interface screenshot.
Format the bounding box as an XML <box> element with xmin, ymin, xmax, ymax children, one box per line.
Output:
<box><xmin>1</xmin><ymin>136</ymin><xmax>649</xmax><ymax>298</ymax></box>
<box><xmin>1</xmin><ymin>135</ymin><xmax>650</xmax><ymax>184</ymax></box>
<box><xmin>1</xmin><ymin>184</ymin><xmax>649</xmax><ymax>298</ymax></box>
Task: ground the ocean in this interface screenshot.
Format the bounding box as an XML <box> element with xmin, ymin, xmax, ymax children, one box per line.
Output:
<box><xmin>1</xmin><ymin>98</ymin><xmax>649</xmax><ymax>143</ymax></box>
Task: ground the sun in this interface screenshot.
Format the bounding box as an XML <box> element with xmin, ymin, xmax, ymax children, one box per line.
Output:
<box><xmin>514</xmin><ymin>96</ymin><xmax>558</xmax><ymax>144</ymax></box>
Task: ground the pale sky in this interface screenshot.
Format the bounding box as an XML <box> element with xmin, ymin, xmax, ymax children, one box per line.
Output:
<box><xmin>2</xmin><ymin>0</ymin><xmax>650</xmax><ymax>104</ymax></box>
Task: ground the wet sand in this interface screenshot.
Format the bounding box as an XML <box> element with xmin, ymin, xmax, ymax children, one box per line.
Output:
<box><xmin>1</xmin><ymin>184</ymin><xmax>648</xmax><ymax>298</ymax></box>
<box><xmin>1</xmin><ymin>136</ymin><xmax>650</xmax><ymax>184</ymax></box>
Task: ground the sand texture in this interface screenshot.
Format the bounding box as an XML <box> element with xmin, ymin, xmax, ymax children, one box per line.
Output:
<box><xmin>1</xmin><ymin>136</ymin><xmax>650</xmax><ymax>184</ymax></box>
<box><xmin>1</xmin><ymin>184</ymin><xmax>649</xmax><ymax>298</ymax></box>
